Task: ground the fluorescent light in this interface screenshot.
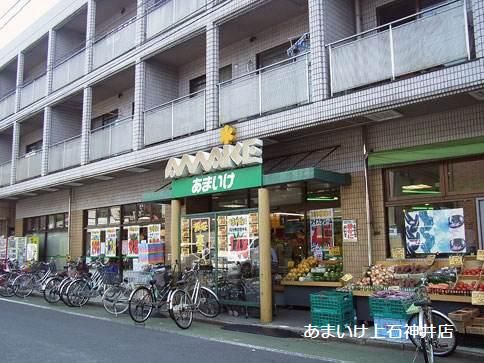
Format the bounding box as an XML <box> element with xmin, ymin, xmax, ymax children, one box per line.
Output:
<box><xmin>401</xmin><ymin>190</ymin><xmax>440</xmax><ymax>195</ymax></box>
<box><xmin>401</xmin><ymin>184</ymin><xmax>433</xmax><ymax>190</ymax></box>
<box><xmin>274</xmin><ymin>212</ymin><xmax>304</xmax><ymax>217</ymax></box>
<box><xmin>65</xmin><ymin>182</ymin><xmax>84</xmax><ymax>187</ymax></box>
<box><xmin>307</xmin><ymin>196</ymin><xmax>339</xmax><ymax>201</ymax></box>
<box><xmin>220</xmin><ymin>204</ymin><xmax>246</xmax><ymax>208</ymax></box>
<box><xmin>127</xmin><ymin>167</ymin><xmax>150</xmax><ymax>173</ymax></box>
<box><xmin>93</xmin><ymin>175</ymin><xmax>114</xmax><ymax>181</ymax></box>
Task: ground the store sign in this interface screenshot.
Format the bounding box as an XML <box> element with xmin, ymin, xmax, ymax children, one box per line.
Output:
<box><xmin>164</xmin><ymin>139</ymin><xmax>263</xmax><ymax>179</ymax></box>
<box><xmin>171</xmin><ymin>165</ymin><xmax>262</xmax><ymax>198</ymax></box>
<box><xmin>477</xmin><ymin>250</ymin><xmax>484</xmax><ymax>261</ymax></box>
<box><xmin>391</xmin><ymin>247</ymin><xmax>406</xmax><ymax>260</ymax></box>
<box><xmin>448</xmin><ymin>255</ymin><xmax>463</xmax><ymax>267</ymax></box>
<box><xmin>343</xmin><ymin>220</ymin><xmax>357</xmax><ymax>243</ymax></box>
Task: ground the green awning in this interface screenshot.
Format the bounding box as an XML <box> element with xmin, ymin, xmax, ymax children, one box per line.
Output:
<box><xmin>368</xmin><ymin>136</ymin><xmax>484</xmax><ymax>168</ymax></box>
<box><xmin>143</xmin><ymin>167</ymin><xmax>351</xmax><ymax>202</ymax></box>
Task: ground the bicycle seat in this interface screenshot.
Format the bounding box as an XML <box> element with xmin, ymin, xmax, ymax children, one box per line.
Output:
<box><xmin>123</xmin><ymin>278</ymin><xmax>128</xmax><ymax>283</ymax></box>
<box><xmin>149</xmin><ymin>279</ymin><xmax>157</xmax><ymax>285</ymax></box>
<box><xmin>414</xmin><ymin>300</ymin><xmax>432</xmax><ymax>307</ymax></box>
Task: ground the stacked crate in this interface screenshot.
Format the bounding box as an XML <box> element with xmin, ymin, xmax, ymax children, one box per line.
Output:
<box><xmin>310</xmin><ymin>291</ymin><xmax>354</xmax><ymax>327</ymax></box>
<box><xmin>369</xmin><ymin>296</ymin><xmax>416</xmax><ymax>340</ymax></box>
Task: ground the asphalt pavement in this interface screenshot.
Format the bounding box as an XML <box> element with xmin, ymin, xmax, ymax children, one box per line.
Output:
<box><xmin>0</xmin><ymin>297</ymin><xmax>479</xmax><ymax>363</ymax></box>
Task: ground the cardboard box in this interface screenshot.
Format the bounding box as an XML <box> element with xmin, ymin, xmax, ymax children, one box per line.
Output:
<box><xmin>448</xmin><ymin>310</ymin><xmax>473</xmax><ymax>322</ymax></box>
<box><xmin>460</xmin><ymin>307</ymin><xmax>480</xmax><ymax>318</ymax></box>
<box><xmin>465</xmin><ymin>325</ymin><xmax>484</xmax><ymax>335</ymax></box>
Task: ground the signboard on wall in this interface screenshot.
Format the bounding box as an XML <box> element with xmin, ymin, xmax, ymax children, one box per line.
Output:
<box><xmin>343</xmin><ymin>220</ymin><xmax>357</xmax><ymax>243</ymax></box>
<box><xmin>405</xmin><ymin>208</ymin><xmax>466</xmax><ymax>254</ymax></box>
<box><xmin>309</xmin><ymin>209</ymin><xmax>334</xmax><ymax>256</ymax></box>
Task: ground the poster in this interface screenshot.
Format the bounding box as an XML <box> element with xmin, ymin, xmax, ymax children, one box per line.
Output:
<box><xmin>343</xmin><ymin>220</ymin><xmax>358</xmax><ymax>242</ymax></box>
<box><xmin>227</xmin><ymin>214</ymin><xmax>250</xmax><ymax>262</ymax></box>
<box><xmin>8</xmin><ymin>237</ymin><xmax>17</xmax><ymax>261</ymax></box>
<box><xmin>190</xmin><ymin>218</ymin><xmax>210</xmax><ymax>259</ymax></box>
<box><xmin>127</xmin><ymin>226</ymin><xmax>140</xmax><ymax>257</ymax></box>
<box><xmin>309</xmin><ymin>209</ymin><xmax>334</xmax><ymax>255</ymax></box>
<box><xmin>105</xmin><ymin>228</ymin><xmax>117</xmax><ymax>257</ymax></box>
<box><xmin>90</xmin><ymin>229</ymin><xmax>101</xmax><ymax>257</ymax></box>
<box><xmin>405</xmin><ymin>208</ymin><xmax>466</xmax><ymax>254</ymax></box>
<box><xmin>121</xmin><ymin>240</ymin><xmax>129</xmax><ymax>256</ymax></box>
<box><xmin>147</xmin><ymin>224</ymin><xmax>161</xmax><ymax>243</ymax></box>
<box><xmin>0</xmin><ymin>237</ymin><xmax>7</xmax><ymax>262</ymax></box>
<box><xmin>15</xmin><ymin>237</ymin><xmax>26</xmax><ymax>265</ymax></box>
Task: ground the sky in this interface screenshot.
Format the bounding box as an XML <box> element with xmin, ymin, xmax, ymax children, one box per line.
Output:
<box><xmin>0</xmin><ymin>0</ymin><xmax>62</xmax><ymax>50</ymax></box>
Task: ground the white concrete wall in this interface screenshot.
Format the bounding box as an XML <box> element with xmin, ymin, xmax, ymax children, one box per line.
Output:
<box><xmin>144</xmin><ymin>60</ymin><xmax>179</xmax><ymax>109</ymax></box>
<box><xmin>92</xmin><ymin>87</ymin><xmax>135</xmax><ymax>121</ymax></box>
<box><xmin>55</xmin><ymin>28</ymin><xmax>86</xmax><ymax>64</ymax></box>
<box><xmin>51</xmin><ymin>106</ymin><xmax>82</xmax><ymax>145</ymax></box>
<box><xmin>19</xmin><ymin>127</ymin><xmax>43</xmax><ymax>156</ymax></box>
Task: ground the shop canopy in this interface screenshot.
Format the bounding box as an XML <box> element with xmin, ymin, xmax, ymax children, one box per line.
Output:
<box><xmin>368</xmin><ymin>136</ymin><xmax>484</xmax><ymax>168</ymax></box>
<box><xmin>142</xmin><ymin>167</ymin><xmax>351</xmax><ymax>202</ymax></box>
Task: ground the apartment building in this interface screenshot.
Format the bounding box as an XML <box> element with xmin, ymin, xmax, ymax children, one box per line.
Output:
<box><xmin>0</xmin><ymin>0</ymin><xmax>483</xmax><ymax>313</ymax></box>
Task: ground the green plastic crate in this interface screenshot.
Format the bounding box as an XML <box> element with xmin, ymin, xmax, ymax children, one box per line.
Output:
<box><xmin>369</xmin><ymin>297</ymin><xmax>415</xmax><ymax>320</ymax></box>
<box><xmin>310</xmin><ymin>291</ymin><xmax>353</xmax><ymax>314</ymax></box>
<box><xmin>311</xmin><ymin>309</ymin><xmax>355</xmax><ymax>327</ymax></box>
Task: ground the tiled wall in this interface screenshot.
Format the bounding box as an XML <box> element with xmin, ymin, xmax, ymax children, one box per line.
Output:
<box><xmin>92</xmin><ymin>87</ymin><xmax>134</xmax><ymax>120</ymax></box>
<box><xmin>0</xmin><ymin>133</ymin><xmax>12</xmax><ymax>164</ymax></box>
<box><xmin>16</xmin><ymin>189</ymin><xmax>70</xmax><ymax>218</ymax></box>
<box><xmin>360</xmin><ymin>0</ymin><xmax>394</xmax><ymax>31</ymax></box>
<box><xmin>54</xmin><ymin>28</ymin><xmax>86</xmax><ymax>64</ymax></box>
<box><xmin>69</xmin><ymin>209</ymin><xmax>84</xmax><ymax>258</ymax></box>
<box><xmin>19</xmin><ymin>127</ymin><xmax>43</xmax><ymax>156</ymax></box>
<box><xmin>323</xmin><ymin>0</ymin><xmax>355</xmax><ymax>44</ymax></box>
<box><xmin>95</xmin><ymin>0</ymin><xmax>137</xmax><ymax>38</ymax></box>
<box><xmin>0</xmin><ymin>69</ymin><xmax>16</xmax><ymax>96</ymax></box>
<box><xmin>144</xmin><ymin>59</ymin><xmax>179</xmax><ymax>109</ymax></box>
<box><xmin>50</xmin><ymin>106</ymin><xmax>82</xmax><ymax>145</ymax></box>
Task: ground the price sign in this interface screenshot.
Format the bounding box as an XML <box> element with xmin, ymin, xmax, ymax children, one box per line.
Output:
<box><xmin>477</xmin><ymin>250</ymin><xmax>484</xmax><ymax>261</ymax></box>
<box><xmin>388</xmin><ymin>285</ymin><xmax>401</xmax><ymax>292</ymax></box>
<box><xmin>329</xmin><ymin>246</ymin><xmax>341</xmax><ymax>256</ymax></box>
<box><xmin>449</xmin><ymin>255</ymin><xmax>463</xmax><ymax>267</ymax></box>
<box><xmin>341</xmin><ymin>274</ymin><xmax>353</xmax><ymax>282</ymax></box>
<box><xmin>391</xmin><ymin>247</ymin><xmax>405</xmax><ymax>260</ymax></box>
<box><xmin>472</xmin><ymin>291</ymin><xmax>484</xmax><ymax>305</ymax></box>
<box><xmin>425</xmin><ymin>255</ymin><xmax>436</xmax><ymax>266</ymax></box>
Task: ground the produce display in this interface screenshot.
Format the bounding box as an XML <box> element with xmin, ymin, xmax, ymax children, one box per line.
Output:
<box><xmin>283</xmin><ymin>257</ymin><xmax>343</xmax><ymax>282</ymax></box>
<box><xmin>355</xmin><ymin>264</ymin><xmax>394</xmax><ymax>287</ymax></box>
<box><xmin>462</xmin><ymin>268</ymin><xmax>483</xmax><ymax>276</ymax></box>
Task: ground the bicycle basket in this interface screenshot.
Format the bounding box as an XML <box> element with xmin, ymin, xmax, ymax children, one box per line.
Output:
<box><xmin>103</xmin><ymin>272</ymin><xmax>122</xmax><ymax>285</ymax></box>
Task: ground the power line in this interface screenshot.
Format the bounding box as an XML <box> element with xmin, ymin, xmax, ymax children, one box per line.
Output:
<box><xmin>0</xmin><ymin>0</ymin><xmax>22</xmax><ymax>24</ymax></box>
<box><xmin>0</xmin><ymin>0</ymin><xmax>32</xmax><ymax>32</ymax></box>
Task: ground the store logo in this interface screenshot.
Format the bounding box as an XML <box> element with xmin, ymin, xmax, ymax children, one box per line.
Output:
<box><xmin>165</xmin><ymin>138</ymin><xmax>263</xmax><ymax>179</ymax></box>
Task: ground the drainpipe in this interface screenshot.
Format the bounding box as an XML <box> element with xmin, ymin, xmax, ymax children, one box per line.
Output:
<box><xmin>362</xmin><ymin>127</ymin><xmax>372</xmax><ymax>266</ymax></box>
<box><xmin>354</xmin><ymin>0</ymin><xmax>362</xmax><ymax>34</ymax></box>
<box><xmin>68</xmin><ymin>188</ymin><xmax>72</xmax><ymax>259</ymax></box>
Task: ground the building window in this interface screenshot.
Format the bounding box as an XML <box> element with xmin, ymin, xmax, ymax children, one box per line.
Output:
<box><xmin>256</xmin><ymin>43</ymin><xmax>290</xmax><ymax>69</ymax></box>
<box><xmin>447</xmin><ymin>158</ymin><xmax>484</xmax><ymax>194</ymax></box>
<box><xmin>26</xmin><ymin>140</ymin><xmax>43</xmax><ymax>154</ymax></box>
<box><xmin>91</xmin><ymin>109</ymin><xmax>119</xmax><ymax>130</ymax></box>
<box><xmin>189</xmin><ymin>75</ymin><xmax>206</xmax><ymax>94</ymax></box>
<box><xmin>386</xmin><ymin>163</ymin><xmax>441</xmax><ymax>199</ymax></box>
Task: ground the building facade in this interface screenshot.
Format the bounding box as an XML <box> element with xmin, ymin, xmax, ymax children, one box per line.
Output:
<box><xmin>1</xmin><ymin>0</ymin><xmax>484</xmax><ymax>319</ymax></box>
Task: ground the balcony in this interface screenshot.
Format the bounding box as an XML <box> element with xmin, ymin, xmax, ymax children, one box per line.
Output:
<box><xmin>328</xmin><ymin>0</ymin><xmax>470</xmax><ymax>95</ymax></box>
<box><xmin>146</xmin><ymin>0</ymin><xmax>206</xmax><ymax>39</ymax></box>
<box><xmin>20</xmin><ymin>74</ymin><xmax>47</xmax><ymax>109</ymax></box>
<box><xmin>16</xmin><ymin>152</ymin><xmax>42</xmax><ymax>181</ymax></box>
<box><xmin>48</xmin><ymin>135</ymin><xmax>81</xmax><ymax>173</ymax></box>
<box><xmin>52</xmin><ymin>49</ymin><xmax>86</xmax><ymax>90</ymax></box>
<box><xmin>93</xmin><ymin>19</ymin><xmax>137</xmax><ymax>69</ymax></box>
<box><xmin>219</xmin><ymin>53</ymin><xmax>311</xmax><ymax>124</ymax></box>
<box><xmin>0</xmin><ymin>162</ymin><xmax>11</xmax><ymax>187</ymax></box>
<box><xmin>144</xmin><ymin>90</ymin><xmax>205</xmax><ymax>145</ymax></box>
<box><xmin>0</xmin><ymin>91</ymin><xmax>15</xmax><ymax>120</ymax></box>
<box><xmin>89</xmin><ymin>117</ymin><xmax>133</xmax><ymax>161</ymax></box>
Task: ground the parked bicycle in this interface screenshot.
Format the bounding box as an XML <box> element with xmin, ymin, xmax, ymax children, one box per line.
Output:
<box><xmin>43</xmin><ymin>258</ymin><xmax>87</xmax><ymax>304</ymax></box>
<box><xmin>65</xmin><ymin>259</ymin><xmax>108</xmax><ymax>307</ymax></box>
<box><xmin>407</xmin><ymin>275</ymin><xmax>457</xmax><ymax>363</ymax></box>
<box><xmin>0</xmin><ymin>259</ymin><xmax>20</xmax><ymax>297</ymax></box>
<box><xmin>101</xmin><ymin>270</ymin><xmax>135</xmax><ymax>316</ymax></box>
<box><xmin>12</xmin><ymin>259</ymin><xmax>57</xmax><ymax>298</ymax></box>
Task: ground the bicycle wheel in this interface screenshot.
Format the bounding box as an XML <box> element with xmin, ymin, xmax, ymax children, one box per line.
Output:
<box><xmin>13</xmin><ymin>274</ymin><xmax>34</xmax><ymax>298</ymax></box>
<box><xmin>128</xmin><ymin>286</ymin><xmax>154</xmax><ymax>323</ymax></box>
<box><xmin>421</xmin><ymin>336</ymin><xmax>434</xmax><ymax>363</ymax></box>
<box><xmin>59</xmin><ymin>279</ymin><xmax>74</xmax><ymax>306</ymax></box>
<box><xmin>103</xmin><ymin>285</ymin><xmax>131</xmax><ymax>316</ymax></box>
<box><xmin>407</xmin><ymin>311</ymin><xmax>457</xmax><ymax>357</ymax></box>
<box><xmin>43</xmin><ymin>277</ymin><xmax>62</xmax><ymax>304</ymax></box>
<box><xmin>67</xmin><ymin>279</ymin><xmax>91</xmax><ymax>307</ymax></box>
<box><xmin>169</xmin><ymin>289</ymin><xmax>193</xmax><ymax>329</ymax></box>
<box><xmin>197</xmin><ymin>287</ymin><xmax>221</xmax><ymax>318</ymax></box>
<box><xmin>0</xmin><ymin>273</ymin><xmax>16</xmax><ymax>297</ymax></box>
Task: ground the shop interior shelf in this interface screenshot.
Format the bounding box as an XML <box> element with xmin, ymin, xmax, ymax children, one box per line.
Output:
<box><xmin>281</xmin><ymin>280</ymin><xmax>343</xmax><ymax>287</ymax></box>
<box><xmin>351</xmin><ymin>289</ymin><xmax>472</xmax><ymax>303</ymax></box>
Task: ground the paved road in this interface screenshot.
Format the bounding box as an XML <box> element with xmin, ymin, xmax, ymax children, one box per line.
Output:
<box><xmin>0</xmin><ymin>297</ymin><xmax>478</xmax><ymax>363</ymax></box>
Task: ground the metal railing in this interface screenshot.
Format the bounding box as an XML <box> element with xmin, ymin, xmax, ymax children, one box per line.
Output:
<box><xmin>20</xmin><ymin>73</ymin><xmax>47</xmax><ymax>109</ymax></box>
<box><xmin>146</xmin><ymin>0</ymin><xmax>206</xmax><ymax>39</ymax></box>
<box><xmin>52</xmin><ymin>48</ymin><xmax>86</xmax><ymax>90</ymax></box>
<box><xmin>144</xmin><ymin>90</ymin><xmax>205</xmax><ymax>146</ymax></box>
<box><xmin>93</xmin><ymin>18</ymin><xmax>137</xmax><ymax>69</ymax></box>
<box><xmin>0</xmin><ymin>91</ymin><xmax>15</xmax><ymax>120</ymax></box>
<box><xmin>48</xmin><ymin>135</ymin><xmax>81</xmax><ymax>173</ymax></box>
<box><xmin>218</xmin><ymin>52</ymin><xmax>311</xmax><ymax>124</ymax></box>
<box><xmin>327</xmin><ymin>0</ymin><xmax>470</xmax><ymax>95</ymax></box>
<box><xmin>16</xmin><ymin>151</ymin><xmax>42</xmax><ymax>181</ymax></box>
<box><xmin>0</xmin><ymin>161</ymin><xmax>11</xmax><ymax>187</ymax></box>
<box><xmin>89</xmin><ymin>116</ymin><xmax>133</xmax><ymax>161</ymax></box>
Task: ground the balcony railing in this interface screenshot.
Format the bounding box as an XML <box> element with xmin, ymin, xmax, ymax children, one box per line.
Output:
<box><xmin>89</xmin><ymin>116</ymin><xmax>133</xmax><ymax>161</ymax></box>
<box><xmin>16</xmin><ymin>151</ymin><xmax>42</xmax><ymax>181</ymax></box>
<box><xmin>93</xmin><ymin>19</ymin><xmax>137</xmax><ymax>69</ymax></box>
<box><xmin>20</xmin><ymin>73</ymin><xmax>47</xmax><ymax>109</ymax></box>
<box><xmin>0</xmin><ymin>91</ymin><xmax>15</xmax><ymax>120</ymax></box>
<box><xmin>219</xmin><ymin>52</ymin><xmax>311</xmax><ymax>124</ymax></box>
<box><xmin>52</xmin><ymin>49</ymin><xmax>86</xmax><ymax>90</ymax></box>
<box><xmin>48</xmin><ymin>135</ymin><xmax>81</xmax><ymax>173</ymax></box>
<box><xmin>327</xmin><ymin>0</ymin><xmax>470</xmax><ymax>95</ymax></box>
<box><xmin>146</xmin><ymin>0</ymin><xmax>206</xmax><ymax>39</ymax></box>
<box><xmin>0</xmin><ymin>161</ymin><xmax>11</xmax><ymax>187</ymax></box>
<box><xmin>144</xmin><ymin>90</ymin><xmax>205</xmax><ymax>146</ymax></box>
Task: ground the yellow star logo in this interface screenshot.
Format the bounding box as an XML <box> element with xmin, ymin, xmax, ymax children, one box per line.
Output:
<box><xmin>220</xmin><ymin>125</ymin><xmax>236</xmax><ymax>145</ymax></box>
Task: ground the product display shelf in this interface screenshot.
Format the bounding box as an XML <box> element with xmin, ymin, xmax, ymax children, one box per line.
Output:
<box><xmin>281</xmin><ymin>280</ymin><xmax>343</xmax><ymax>287</ymax></box>
<box><xmin>351</xmin><ymin>289</ymin><xmax>472</xmax><ymax>303</ymax></box>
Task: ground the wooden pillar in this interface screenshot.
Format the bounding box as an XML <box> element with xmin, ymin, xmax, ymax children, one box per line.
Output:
<box><xmin>258</xmin><ymin>187</ymin><xmax>272</xmax><ymax>323</ymax></box>
<box><xmin>170</xmin><ymin>199</ymin><xmax>181</xmax><ymax>268</ymax></box>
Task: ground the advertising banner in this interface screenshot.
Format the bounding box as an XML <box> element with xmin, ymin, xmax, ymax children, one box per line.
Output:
<box><xmin>90</xmin><ymin>229</ymin><xmax>101</xmax><ymax>257</ymax></box>
<box><xmin>190</xmin><ymin>218</ymin><xmax>210</xmax><ymax>259</ymax></box>
<box><xmin>227</xmin><ymin>214</ymin><xmax>250</xmax><ymax>262</ymax></box>
<box><xmin>147</xmin><ymin>224</ymin><xmax>161</xmax><ymax>244</ymax></box>
<box><xmin>343</xmin><ymin>219</ymin><xmax>358</xmax><ymax>243</ymax></box>
<box><xmin>139</xmin><ymin>242</ymin><xmax>164</xmax><ymax>265</ymax></box>
<box><xmin>15</xmin><ymin>237</ymin><xmax>26</xmax><ymax>265</ymax></box>
<box><xmin>0</xmin><ymin>237</ymin><xmax>7</xmax><ymax>263</ymax></box>
<box><xmin>405</xmin><ymin>208</ymin><xmax>466</xmax><ymax>254</ymax></box>
<box><xmin>105</xmin><ymin>228</ymin><xmax>117</xmax><ymax>257</ymax></box>
<box><xmin>127</xmin><ymin>226</ymin><xmax>140</xmax><ymax>257</ymax></box>
<box><xmin>309</xmin><ymin>209</ymin><xmax>334</xmax><ymax>256</ymax></box>
<box><xmin>26</xmin><ymin>235</ymin><xmax>40</xmax><ymax>262</ymax></box>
